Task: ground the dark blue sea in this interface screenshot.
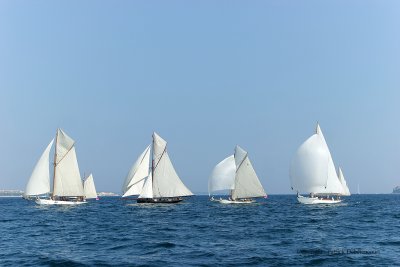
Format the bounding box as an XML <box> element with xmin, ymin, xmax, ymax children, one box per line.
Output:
<box><xmin>1</xmin><ymin>195</ymin><xmax>400</xmax><ymax>266</ymax></box>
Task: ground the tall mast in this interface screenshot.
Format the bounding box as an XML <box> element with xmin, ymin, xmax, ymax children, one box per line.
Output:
<box><xmin>151</xmin><ymin>134</ymin><xmax>155</xmax><ymax>198</ymax></box>
<box><xmin>51</xmin><ymin>129</ymin><xmax>58</xmax><ymax>199</ymax></box>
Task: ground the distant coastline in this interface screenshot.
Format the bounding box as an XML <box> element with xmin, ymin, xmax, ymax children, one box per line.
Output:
<box><xmin>0</xmin><ymin>190</ymin><xmax>119</xmax><ymax>197</ymax></box>
<box><xmin>0</xmin><ymin>190</ymin><xmax>24</xmax><ymax>197</ymax></box>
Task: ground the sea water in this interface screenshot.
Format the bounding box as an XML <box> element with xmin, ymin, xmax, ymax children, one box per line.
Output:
<box><xmin>1</xmin><ymin>195</ymin><xmax>400</xmax><ymax>266</ymax></box>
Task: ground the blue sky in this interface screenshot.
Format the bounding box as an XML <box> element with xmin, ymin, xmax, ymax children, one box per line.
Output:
<box><xmin>1</xmin><ymin>1</ymin><xmax>399</xmax><ymax>194</ymax></box>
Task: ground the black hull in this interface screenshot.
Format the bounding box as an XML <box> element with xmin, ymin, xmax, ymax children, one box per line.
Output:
<box><xmin>137</xmin><ymin>197</ymin><xmax>183</xmax><ymax>203</ymax></box>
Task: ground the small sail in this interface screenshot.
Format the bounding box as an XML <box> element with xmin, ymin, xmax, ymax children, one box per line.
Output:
<box><xmin>83</xmin><ymin>174</ymin><xmax>98</xmax><ymax>199</ymax></box>
<box><xmin>232</xmin><ymin>146</ymin><xmax>266</xmax><ymax>199</ymax></box>
<box><xmin>152</xmin><ymin>133</ymin><xmax>193</xmax><ymax>198</ymax></box>
<box><xmin>338</xmin><ymin>167</ymin><xmax>351</xmax><ymax>196</ymax></box>
<box><xmin>25</xmin><ymin>139</ymin><xmax>54</xmax><ymax>196</ymax></box>
<box><xmin>53</xmin><ymin>129</ymin><xmax>84</xmax><ymax>197</ymax></box>
<box><xmin>208</xmin><ymin>155</ymin><xmax>235</xmax><ymax>195</ymax></box>
<box><xmin>122</xmin><ymin>145</ymin><xmax>151</xmax><ymax>197</ymax></box>
<box><xmin>138</xmin><ymin>173</ymin><xmax>153</xmax><ymax>199</ymax></box>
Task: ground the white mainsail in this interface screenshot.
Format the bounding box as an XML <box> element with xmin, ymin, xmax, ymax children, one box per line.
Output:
<box><xmin>338</xmin><ymin>167</ymin><xmax>351</xmax><ymax>196</ymax></box>
<box><xmin>151</xmin><ymin>132</ymin><xmax>193</xmax><ymax>198</ymax></box>
<box><xmin>208</xmin><ymin>155</ymin><xmax>235</xmax><ymax>195</ymax></box>
<box><xmin>25</xmin><ymin>139</ymin><xmax>54</xmax><ymax>196</ymax></box>
<box><xmin>53</xmin><ymin>129</ymin><xmax>84</xmax><ymax>197</ymax></box>
<box><xmin>290</xmin><ymin>124</ymin><xmax>345</xmax><ymax>195</ymax></box>
<box><xmin>232</xmin><ymin>146</ymin><xmax>266</xmax><ymax>199</ymax></box>
<box><xmin>122</xmin><ymin>145</ymin><xmax>151</xmax><ymax>197</ymax></box>
<box><xmin>83</xmin><ymin>174</ymin><xmax>98</xmax><ymax>199</ymax></box>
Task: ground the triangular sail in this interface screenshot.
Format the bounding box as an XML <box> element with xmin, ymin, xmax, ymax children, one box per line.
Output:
<box><xmin>53</xmin><ymin>129</ymin><xmax>84</xmax><ymax>197</ymax></box>
<box><xmin>122</xmin><ymin>145</ymin><xmax>151</xmax><ymax>197</ymax></box>
<box><xmin>25</xmin><ymin>139</ymin><xmax>54</xmax><ymax>196</ymax></box>
<box><xmin>338</xmin><ymin>167</ymin><xmax>351</xmax><ymax>196</ymax></box>
<box><xmin>152</xmin><ymin>133</ymin><xmax>193</xmax><ymax>198</ymax></box>
<box><xmin>232</xmin><ymin>146</ymin><xmax>266</xmax><ymax>199</ymax></box>
<box><xmin>208</xmin><ymin>155</ymin><xmax>235</xmax><ymax>196</ymax></box>
<box><xmin>316</xmin><ymin>125</ymin><xmax>344</xmax><ymax>194</ymax></box>
<box><xmin>138</xmin><ymin>173</ymin><xmax>153</xmax><ymax>199</ymax></box>
<box><xmin>83</xmin><ymin>174</ymin><xmax>98</xmax><ymax>199</ymax></box>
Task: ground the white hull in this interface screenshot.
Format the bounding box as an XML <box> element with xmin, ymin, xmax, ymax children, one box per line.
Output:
<box><xmin>297</xmin><ymin>195</ymin><xmax>341</xmax><ymax>204</ymax></box>
<box><xmin>218</xmin><ymin>198</ymin><xmax>255</xmax><ymax>204</ymax></box>
<box><xmin>35</xmin><ymin>198</ymin><xmax>86</xmax><ymax>205</ymax></box>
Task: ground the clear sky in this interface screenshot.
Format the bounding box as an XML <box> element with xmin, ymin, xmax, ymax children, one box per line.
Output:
<box><xmin>1</xmin><ymin>1</ymin><xmax>399</xmax><ymax>194</ymax></box>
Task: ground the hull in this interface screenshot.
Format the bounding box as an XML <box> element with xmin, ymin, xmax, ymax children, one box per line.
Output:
<box><xmin>218</xmin><ymin>198</ymin><xmax>255</xmax><ymax>204</ymax></box>
<box><xmin>137</xmin><ymin>197</ymin><xmax>183</xmax><ymax>203</ymax></box>
<box><xmin>35</xmin><ymin>198</ymin><xmax>86</xmax><ymax>205</ymax></box>
<box><xmin>297</xmin><ymin>195</ymin><xmax>341</xmax><ymax>204</ymax></box>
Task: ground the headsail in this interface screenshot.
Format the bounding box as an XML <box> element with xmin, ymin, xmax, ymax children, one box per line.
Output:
<box><xmin>122</xmin><ymin>145</ymin><xmax>151</xmax><ymax>197</ymax></box>
<box><xmin>208</xmin><ymin>155</ymin><xmax>235</xmax><ymax>196</ymax></box>
<box><xmin>338</xmin><ymin>167</ymin><xmax>351</xmax><ymax>196</ymax></box>
<box><xmin>83</xmin><ymin>174</ymin><xmax>98</xmax><ymax>199</ymax></box>
<box><xmin>25</xmin><ymin>139</ymin><xmax>54</xmax><ymax>196</ymax></box>
<box><xmin>138</xmin><ymin>173</ymin><xmax>153</xmax><ymax>199</ymax></box>
<box><xmin>53</xmin><ymin>129</ymin><xmax>84</xmax><ymax>197</ymax></box>
<box><xmin>232</xmin><ymin>146</ymin><xmax>266</xmax><ymax>199</ymax></box>
<box><xmin>151</xmin><ymin>133</ymin><xmax>193</xmax><ymax>198</ymax></box>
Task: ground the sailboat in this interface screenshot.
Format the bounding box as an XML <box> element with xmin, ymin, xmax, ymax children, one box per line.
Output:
<box><xmin>290</xmin><ymin>123</ymin><xmax>350</xmax><ymax>204</ymax></box>
<box><xmin>208</xmin><ymin>145</ymin><xmax>267</xmax><ymax>204</ymax></box>
<box><xmin>25</xmin><ymin>129</ymin><xmax>86</xmax><ymax>205</ymax></box>
<box><xmin>121</xmin><ymin>132</ymin><xmax>193</xmax><ymax>203</ymax></box>
<box><xmin>83</xmin><ymin>174</ymin><xmax>99</xmax><ymax>200</ymax></box>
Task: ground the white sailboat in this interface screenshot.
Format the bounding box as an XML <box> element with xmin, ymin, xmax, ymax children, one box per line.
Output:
<box><xmin>290</xmin><ymin>123</ymin><xmax>350</xmax><ymax>204</ymax></box>
<box><xmin>209</xmin><ymin>145</ymin><xmax>267</xmax><ymax>204</ymax></box>
<box><xmin>25</xmin><ymin>129</ymin><xmax>86</xmax><ymax>205</ymax></box>
<box><xmin>83</xmin><ymin>174</ymin><xmax>98</xmax><ymax>200</ymax></box>
<box><xmin>122</xmin><ymin>132</ymin><xmax>193</xmax><ymax>203</ymax></box>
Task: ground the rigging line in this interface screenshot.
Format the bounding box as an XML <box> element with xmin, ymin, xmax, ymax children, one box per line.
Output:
<box><xmin>235</xmin><ymin>153</ymin><xmax>248</xmax><ymax>173</ymax></box>
<box><xmin>153</xmin><ymin>147</ymin><xmax>167</xmax><ymax>171</ymax></box>
<box><xmin>54</xmin><ymin>142</ymin><xmax>76</xmax><ymax>167</ymax></box>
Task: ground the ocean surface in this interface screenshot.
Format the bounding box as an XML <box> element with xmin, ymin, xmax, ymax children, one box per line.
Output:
<box><xmin>1</xmin><ymin>195</ymin><xmax>400</xmax><ymax>266</ymax></box>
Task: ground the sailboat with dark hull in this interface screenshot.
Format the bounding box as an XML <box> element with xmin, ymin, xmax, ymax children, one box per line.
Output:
<box><xmin>121</xmin><ymin>132</ymin><xmax>193</xmax><ymax>203</ymax></box>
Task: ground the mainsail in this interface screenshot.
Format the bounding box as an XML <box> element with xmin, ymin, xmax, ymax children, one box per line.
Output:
<box><xmin>25</xmin><ymin>139</ymin><xmax>54</xmax><ymax>196</ymax></box>
<box><xmin>83</xmin><ymin>174</ymin><xmax>98</xmax><ymax>199</ymax></box>
<box><xmin>122</xmin><ymin>145</ymin><xmax>151</xmax><ymax>197</ymax></box>
<box><xmin>232</xmin><ymin>146</ymin><xmax>266</xmax><ymax>199</ymax></box>
<box><xmin>151</xmin><ymin>133</ymin><xmax>193</xmax><ymax>198</ymax></box>
<box><xmin>53</xmin><ymin>129</ymin><xmax>84</xmax><ymax>197</ymax></box>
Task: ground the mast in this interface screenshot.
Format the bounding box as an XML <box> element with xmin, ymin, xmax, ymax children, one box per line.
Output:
<box><xmin>151</xmin><ymin>133</ymin><xmax>155</xmax><ymax>198</ymax></box>
<box><xmin>51</xmin><ymin>129</ymin><xmax>58</xmax><ymax>199</ymax></box>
